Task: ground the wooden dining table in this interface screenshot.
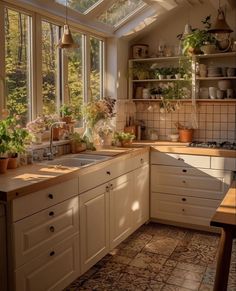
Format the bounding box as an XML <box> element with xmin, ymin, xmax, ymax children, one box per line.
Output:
<box><xmin>210</xmin><ymin>179</ymin><xmax>236</xmax><ymax>291</ymax></box>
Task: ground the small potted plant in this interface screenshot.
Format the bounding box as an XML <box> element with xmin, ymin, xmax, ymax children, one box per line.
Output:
<box><xmin>60</xmin><ymin>103</ymin><xmax>81</xmax><ymax>124</ymax></box>
<box><xmin>113</xmin><ymin>131</ymin><xmax>135</xmax><ymax>147</ymax></box>
<box><xmin>0</xmin><ymin>118</ymin><xmax>10</xmax><ymax>174</ymax></box>
<box><xmin>69</xmin><ymin>132</ymin><xmax>86</xmax><ymax>154</ymax></box>
<box><xmin>7</xmin><ymin>115</ymin><xmax>29</xmax><ymax>169</ymax></box>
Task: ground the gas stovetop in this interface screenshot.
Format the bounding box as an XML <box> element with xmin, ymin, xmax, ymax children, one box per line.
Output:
<box><xmin>188</xmin><ymin>141</ymin><xmax>236</xmax><ymax>150</ymax></box>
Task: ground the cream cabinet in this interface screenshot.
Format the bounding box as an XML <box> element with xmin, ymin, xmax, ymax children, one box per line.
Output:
<box><xmin>109</xmin><ymin>172</ymin><xmax>133</xmax><ymax>249</ymax></box>
<box><xmin>151</xmin><ymin>152</ymin><xmax>233</xmax><ymax>228</ymax></box>
<box><xmin>0</xmin><ymin>204</ymin><xmax>7</xmax><ymax>291</ymax></box>
<box><xmin>132</xmin><ymin>164</ymin><xmax>149</xmax><ymax>230</ymax></box>
<box><xmin>79</xmin><ymin>151</ymin><xmax>149</xmax><ymax>274</ymax></box>
<box><xmin>15</xmin><ymin>235</ymin><xmax>80</xmax><ymax>291</ymax></box>
<box><xmin>79</xmin><ymin>184</ymin><xmax>109</xmax><ymax>274</ymax></box>
<box><xmin>10</xmin><ymin>178</ymin><xmax>80</xmax><ymax>291</ymax></box>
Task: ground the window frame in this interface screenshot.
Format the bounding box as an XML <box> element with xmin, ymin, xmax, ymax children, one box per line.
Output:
<box><xmin>0</xmin><ymin>1</ymin><xmax>106</xmax><ymax>124</ymax></box>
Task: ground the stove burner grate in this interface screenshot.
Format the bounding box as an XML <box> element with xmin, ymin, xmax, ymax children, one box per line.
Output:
<box><xmin>188</xmin><ymin>141</ymin><xmax>236</xmax><ymax>150</ymax></box>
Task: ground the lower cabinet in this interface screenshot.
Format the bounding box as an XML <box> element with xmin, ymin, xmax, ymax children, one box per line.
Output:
<box><xmin>132</xmin><ymin>164</ymin><xmax>149</xmax><ymax>231</ymax></box>
<box><xmin>109</xmin><ymin>172</ymin><xmax>133</xmax><ymax>249</ymax></box>
<box><xmin>15</xmin><ymin>234</ymin><xmax>80</xmax><ymax>291</ymax></box>
<box><xmin>79</xmin><ymin>184</ymin><xmax>109</xmax><ymax>274</ymax></box>
<box><xmin>0</xmin><ymin>204</ymin><xmax>7</xmax><ymax>291</ymax></box>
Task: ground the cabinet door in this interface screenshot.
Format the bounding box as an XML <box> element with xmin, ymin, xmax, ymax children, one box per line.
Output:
<box><xmin>110</xmin><ymin>173</ymin><xmax>133</xmax><ymax>249</ymax></box>
<box><xmin>0</xmin><ymin>205</ymin><xmax>7</xmax><ymax>291</ymax></box>
<box><xmin>13</xmin><ymin>196</ymin><xmax>79</xmax><ymax>268</ymax></box>
<box><xmin>133</xmin><ymin>164</ymin><xmax>149</xmax><ymax>230</ymax></box>
<box><xmin>15</xmin><ymin>235</ymin><xmax>80</xmax><ymax>291</ymax></box>
<box><xmin>79</xmin><ymin>184</ymin><xmax>109</xmax><ymax>274</ymax></box>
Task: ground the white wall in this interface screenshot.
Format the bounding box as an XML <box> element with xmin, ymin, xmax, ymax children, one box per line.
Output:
<box><xmin>132</xmin><ymin>1</ymin><xmax>236</xmax><ymax>55</ymax></box>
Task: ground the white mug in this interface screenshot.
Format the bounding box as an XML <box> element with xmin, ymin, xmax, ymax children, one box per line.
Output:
<box><xmin>227</xmin><ymin>89</ymin><xmax>234</xmax><ymax>99</ymax></box>
<box><xmin>209</xmin><ymin>87</ymin><xmax>217</xmax><ymax>99</ymax></box>
<box><xmin>216</xmin><ymin>90</ymin><xmax>224</xmax><ymax>99</ymax></box>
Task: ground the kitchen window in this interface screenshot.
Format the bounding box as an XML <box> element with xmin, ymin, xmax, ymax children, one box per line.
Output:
<box><xmin>0</xmin><ymin>4</ymin><xmax>105</xmax><ymax>123</ymax></box>
<box><xmin>4</xmin><ymin>8</ymin><xmax>32</xmax><ymax>125</ymax></box>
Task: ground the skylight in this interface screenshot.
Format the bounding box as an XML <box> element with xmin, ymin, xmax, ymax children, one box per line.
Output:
<box><xmin>98</xmin><ymin>0</ymin><xmax>146</xmax><ymax>27</ymax></box>
<box><xmin>55</xmin><ymin>0</ymin><xmax>102</xmax><ymax>14</ymax></box>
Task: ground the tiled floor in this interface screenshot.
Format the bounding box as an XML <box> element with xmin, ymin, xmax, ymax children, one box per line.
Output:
<box><xmin>66</xmin><ymin>223</ymin><xmax>236</xmax><ymax>291</ymax></box>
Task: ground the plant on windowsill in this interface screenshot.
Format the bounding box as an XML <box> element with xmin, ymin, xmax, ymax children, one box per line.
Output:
<box><xmin>60</xmin><ymin>102</ymin><xmax>82</xmax><ymax>124</ymax></box>
<box><xmin>0</xmin><ymin>117</ymin><xmax>10</xmax><ymax>174</ymax></box>
<box><xmin>69</xmin><ymin>132</ymin><xmax>86</xmax><ymax>154</ymax></box>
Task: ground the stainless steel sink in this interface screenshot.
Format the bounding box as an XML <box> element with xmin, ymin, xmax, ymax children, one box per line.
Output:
<box><xmin>42</xmin><ymin>153</ymin><xmax>111</xmax><ymax>168</ymax></box>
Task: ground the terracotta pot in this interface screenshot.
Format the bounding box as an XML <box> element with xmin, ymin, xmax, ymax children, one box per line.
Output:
<box><xmin>62</xmin><ymin>116</ymin><xmax>72</xmax><ymax>124</ymax></box>
<box><xmin>71</xmin><ymin>141</ymin><xmax>86</xmax><ymax>154</ymax></box>
<box><xmin>179</xmin><ymin>129</ymin><xmax>194</xmax><ymax>143</ymax></box>
<box><xmin>53</xmin><ymin>127</ymin><xmax>61</xmax><ymax>141</ymax></box>
<box><xmin>121</xmin><ymin>140</ymin><xmax>133</xmax><ymax>147</ymax></box>
<box><xmin>7</xmin><ymin>157</ymin><xmax>18</xmax><ymax>169</ymax></box>
<box><xmin>0</xmin><ymin>158</ymin><xmax>9</xmax><ymax>174</ymax></box>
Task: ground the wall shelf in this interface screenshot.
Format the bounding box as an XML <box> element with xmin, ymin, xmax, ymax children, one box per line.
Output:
<box><xmin>132</xmin><ymin>78</ymin><xmax>187</xmax><ymax>82</ymax></box>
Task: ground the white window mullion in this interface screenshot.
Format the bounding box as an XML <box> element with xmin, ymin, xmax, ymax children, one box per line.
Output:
<box><xmin>27</xmin><ymin>13</ymin><xmax>33</xmax><ymax>121</ymax></box>
<box><xmin>35</xmin><ymin>14</ymin><xmax>43</xmax><ymax>117</ymax></box>
<box><xmin>84</xmin><ymin>34</ymin><xmax>90</xmax><ymax>103</ymax></box>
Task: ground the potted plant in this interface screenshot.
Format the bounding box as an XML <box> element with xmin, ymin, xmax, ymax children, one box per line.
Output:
<box><xmin>181</xmin><ymin>16</ymin><xmax>217</xmax><ymax>56</ymax></box>
<box><xmin>26</xmin><ymin>116</ymin><xmax>46</xmax><ymax>144</ymax></box>
<box><xmin>113</xmin><ymin>131</ymin><xmax>135</xmax><ymax>147</ymax></box>
<box><xmin>60</xmin><ymin>103</ymin><xmax>81</xmax><ymax>124</ymax></box>
<box><xmin>69</xmin><ymin>132</ymin><xmax>86</xmax><ymax>154</ymax></box>
<box><xmin>7</xmin><ymin>116</ymin><xmax>29</xmax><ymax>169</ymax></box>
<box><xmin>0</xmin><ymin>118</ymin><xmax>10</xmax><ymax>174</ymax></box>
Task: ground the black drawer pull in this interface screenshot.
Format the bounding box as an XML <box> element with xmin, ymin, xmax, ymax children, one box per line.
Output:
<box><xmin>140</xmin><ymin>158</ymin><xmax>144</xmax><ymax>163</ymax></box>
<box><xmin>49</xmin><ymin>226</ymin><xmax>55</xmax><ymax>233</ymax></box>
<box><xmin>182</xmin><ymin>180</ymin><xmax>186</xmax><ymax>184</ymax></box>
<box><xmin>182</xmin><ymin>208</ymin><xmax>185</xmax><ymax>212</ymax></box>
<box><xmin>50</xmin><ymin>251</ymin><xmax>55</xmax><ymax>257</ymax></box>
<box><xmin>178</xmin><ymin>158</ymin><xmax>184</xmax><ymax>161</ymax></box>
<box><xmin>182</xmin><ymin>198</ymin><xmax>186</xmax><ymax>202</ymax></box>
<box><xmin>106</xmin><ymin>171</ymin><xmax>111</xmax><ymax>175</ymax></box>
<box><xmin>49</xmin><ymin>211</ymin><xmax>54</xmax><ymax>217</ymax></box>
<box><xmin>48</xmin><ymin>193</ymin><xmax>54</xmax><ymax>199</ymax></box>
<box><xmin>182</xmin><ymin>169</ymin><xmax>187</xmax><ymax>173</ymax></box>
<box><xmin>106</xmin><ymin>185</ymin><xmax>109</xmax><ymax>192</ymax></box>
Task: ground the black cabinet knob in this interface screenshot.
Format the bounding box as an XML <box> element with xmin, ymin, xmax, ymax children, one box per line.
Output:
<box><xmin>49</xmin><ymin>211</ymin><xmax>54</xmax><ymax>217</ymax></box>
<box><xmin>50</xmin><ymin>251</ymin><xmax>55</xmax><ymax>257</ymax></box>
<box><xmin>48</xmin><ymin>193</ymin><xmax>54</xmax><ymax>199</ymax></box>
<box><xmin>106</xmin><ymin>171</ymin><xmax>111</xmax><ymax>175</ymax></box>
<box><xmin>182</xmin><ymin>198</ymin><xmax>186</xmax><ymax>201</ymax></box>
<box><xmin>182</xmin><ymin>169</ymin><xmax>187</xmax><ymax>173</ymax></box>
<box><xmin>49</xmin><ymin>226</ymin><xmax>55</xmax><ymax>233</ymax></box>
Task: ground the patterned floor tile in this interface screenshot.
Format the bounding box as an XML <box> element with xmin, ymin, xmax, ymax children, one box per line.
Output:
<box><xmin>162</xmin><ymin>283</ymin><xmax>192</xmax><ymax>291</ymax></box>
<box><xmin>144</xmin><ymin>236</ymin><xmax>179</xmax><ymax>256</ymax></box>
<box><xmin>129</xmin><ymin>251</ymin><xmax>167</xmax><ymax>273</ymax></box>
<box><xmin>65</xmin><ymin>223</ymin><xmax>236</xmax><ymax>291</ymax></box>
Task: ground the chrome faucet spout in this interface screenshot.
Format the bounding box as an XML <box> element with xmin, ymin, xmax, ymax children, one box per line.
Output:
<box><xmin>47</xmin><ymin>121</ymin><xmax>66</xmax><ymax>160</ymax></box>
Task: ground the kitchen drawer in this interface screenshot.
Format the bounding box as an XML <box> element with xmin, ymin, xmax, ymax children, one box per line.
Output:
<box><xmin>13</xmin><ymin>196</ymin><xmax>79</xmax><ymax>268</ymax></box>
<box><xmin>15</xmin><ymin>234</ymin><xmax>80</xmax><ymax>291</ymax></box>
<box><xmin>151</xmin><ymin>195</ymin><xmax>217</xmax><ymax>227</ymax></box>
<box><xmin>12</xmin><ymin>178</ymin><xmax>78</xmax><ymax>222</ymax></box>
<box><xmin>211</xmin><ymin>157</ymin><xmax>236</xmax><ymax>171</ymax></box>
<box><xmin>130</xmin><ymin>152</ymin><xmax>149</xmax><ymax>169</ymax></box>
<box><xmin>151</xmin><ymin>152</ymin><xmax>210</xmax><ymax>168</ymax></box>
<box><xmin>151</xmin><ymin>165</ymin><xmax>232</xmax><ymax>199</ymax></box>
<box><xmin>152</xmin><ymin>192</ymin><xmax>220</xmax><ymax>209</ymax></box>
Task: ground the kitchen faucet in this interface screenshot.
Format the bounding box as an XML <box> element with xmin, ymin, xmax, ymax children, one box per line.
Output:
<box><xmin>46</xmin><ymin>121</ymin><xmax>66</xmax><ymax>160</ymax></box>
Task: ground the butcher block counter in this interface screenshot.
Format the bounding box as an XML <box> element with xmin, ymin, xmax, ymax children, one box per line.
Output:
<box><xmin>133</xmin><ymin>141</ymin><xmax>236</xmax><ymax>158</ymax></box>
<box><xmin>0</xmin><ymin>147</ymin><xmax>146</xmax><ymax>202</ymax></box>
<box><xmin>210</xmin><ymin>180</ymin><xmax>236</xmax><ymax>291</ymax></box>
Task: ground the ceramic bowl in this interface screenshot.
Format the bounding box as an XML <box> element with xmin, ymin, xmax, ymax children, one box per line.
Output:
<box><xmin>169</xmin><ymin>134</ymin><xmax>179</xmax><ymax>142</ymax></box>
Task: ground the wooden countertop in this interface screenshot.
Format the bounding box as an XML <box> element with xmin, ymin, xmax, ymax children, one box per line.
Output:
<box><xmin>0</xmin><ymin>147</ymin><xmax>147</xmax><ymax>202</ymax></box>
<box><xmin>211</xmin><ymin>180</ymin><xmax>236</xmax><ymax>228</ymax></box>
<box><xmin>133</xmin><ymin>141</ymin><xmax>236</xmax><ymax>158</ymax></box>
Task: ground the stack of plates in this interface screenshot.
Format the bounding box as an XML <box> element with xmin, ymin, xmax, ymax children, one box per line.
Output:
<box><xmin>208</xmin><ymin>66</ymin><xmax>222</xmax><ymax>77</ymax></box>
